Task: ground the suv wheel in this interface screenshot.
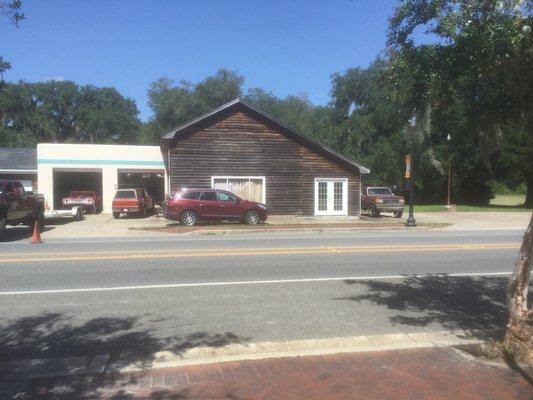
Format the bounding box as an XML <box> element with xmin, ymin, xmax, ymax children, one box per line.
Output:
<box><xmin>180</xmin><ymin>210</ymin><xmax>198</xmax><ymax>226</ymax></box>
<box><xmin>245</xmin><ymin>210</ymin><xmax>260</xmax><ymax>225</ymax></box>
<box><xmin>369</xmin><ymin>204</ymin><xmax>380</xmax><ymax>218</ymax></box>
<box><xmin>394</xmin><ymin>210</ymin><xmax>403</xmax><ymax>218</ymax></box>
<box><xmin>0</xmin><ymin>215</ymin><xmax>6</xmax><ymax>241</ymax></box>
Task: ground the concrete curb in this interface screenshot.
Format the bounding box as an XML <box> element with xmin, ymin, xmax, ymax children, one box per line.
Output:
<box><xmin>0</xmin><ymin>331</ymin><xmax>482</xmax><ymax>381</ymax></box>
<box><xmin>113</xmin><ymin>330</ymin><xmax>481</xmax><ymax>373</ymax></box>
<box><xmin>130</xmin><ymin>225</ymin><xmax>449</xmax><ymax>236</ymax></box>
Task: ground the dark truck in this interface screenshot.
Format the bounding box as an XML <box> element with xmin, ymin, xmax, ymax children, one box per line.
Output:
<box><xmin>361</xmin><ymin>186</ymin><xmax>405</xmax><ymax>218</ymax></box>
<box><xmin>0</xmin><ymin>179</ymin><xmax>45</xmax><ymax>240</ymax></box>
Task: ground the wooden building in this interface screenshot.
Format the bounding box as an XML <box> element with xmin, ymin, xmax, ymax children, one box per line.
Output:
<box><xmin>161</xmin><ymin>99</ymin><xmax>369</xmax><ymax>216</ymax></box>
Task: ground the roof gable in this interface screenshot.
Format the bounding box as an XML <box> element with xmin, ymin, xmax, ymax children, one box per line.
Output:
<box><xmin>161</xmin><ymin>99</ymin><xmax>370</xmax><ymax>174</ymax></box>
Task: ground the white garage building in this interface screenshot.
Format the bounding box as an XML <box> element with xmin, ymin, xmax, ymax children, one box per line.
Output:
<box><xmin>37</xmin><ymin>143</ymin><xmax>167</xmax><ymax>213</ymax></box>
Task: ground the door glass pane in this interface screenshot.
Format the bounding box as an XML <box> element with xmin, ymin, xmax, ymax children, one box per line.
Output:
<box><xmin>318</xmin><ymin>182</ymin><xmax>327</xmax><ymax>211</ymax></box>
<box><xmin>334</xmin><ymin>182</ymin><xmax>343</xmax><ymax>211</ymax></box>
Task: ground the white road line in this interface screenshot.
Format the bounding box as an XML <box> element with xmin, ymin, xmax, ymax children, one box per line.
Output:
<box><xmin>0</xmin><ymin>231</ymin><xmax>524</xmax><ymax>246</ymax></box>
<box><xmin>0</xmin><ymin>271</ymin><xmax>512</xmax><ymax>296</ymax></box>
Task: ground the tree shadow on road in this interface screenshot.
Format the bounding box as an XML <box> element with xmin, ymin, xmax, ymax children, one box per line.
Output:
<box><xmin>0</xmin><ymin>312</ymin><xmax>248</xmax><ymax>399</ymax></box>
<box><xmin>335</xmin><ymin>275</ymin><xmax>522</xmax><ymax>340</ymax></box>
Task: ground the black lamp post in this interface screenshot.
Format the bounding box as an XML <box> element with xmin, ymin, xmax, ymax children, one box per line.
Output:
<box><xmin>446</xmin><ymin>133</ymin><xmax>452</xmax><ymax>207</ymax></box>
<box><xmin>405</xmin><ymin>170</ymin><xmax>416</xmax><ymax>227</ymax></box>
<box><xmin>405</xmin><ymin>117</ymin><xmax>416</xmax><ymax>227</ymax></box>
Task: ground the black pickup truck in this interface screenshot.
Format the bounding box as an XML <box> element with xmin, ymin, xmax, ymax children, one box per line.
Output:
<box><xmin>0</xmin><ymin>179</ymin><xmax>45</xmax><ymax>241</ymax></box>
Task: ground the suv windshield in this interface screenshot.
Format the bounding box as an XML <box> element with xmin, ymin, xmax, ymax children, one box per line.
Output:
<box><xmin>368</xmin><ymin>188</ymin><xmax>393</xmax><ymax>196</ymax></box>
<box><xmin>114</xmin><ymin>190</ymin><xmax>137</xmax><ymax>199</ymax></box>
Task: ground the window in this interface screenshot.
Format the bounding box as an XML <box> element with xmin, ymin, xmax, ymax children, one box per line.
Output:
<box><xmin>217</xmin><ymin>191</ymin><xmax>236</xmax><ymax>202</ymax></box>
<box><xmin>181</xmin><ymin>191</ymin><xmax>201</xmax><ymax>200</ymax></box>
<box><xmin>212</xmin><ymin>176</ymin><xmax>266</xmax><ymax>203</ymax></box>
<box><xmin>200</xmin><ymin>191</ymin><xmax>218</xmax><ymax>201</ymax></box>
<box><xmin>368</xmin><ymin>188</ymin><xmax>392</xmax><ymax>196</ymax></box>
<box><xmin>114</xmin><ymin>190</ymin><xmax>136</xmax><ymax>199</ymax></box>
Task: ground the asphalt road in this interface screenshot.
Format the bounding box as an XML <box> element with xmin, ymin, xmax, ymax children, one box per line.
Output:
<box><xmin>0</xmin><ymin>229</ymin><xmax>526</xmax><ymax>362</ymax></box>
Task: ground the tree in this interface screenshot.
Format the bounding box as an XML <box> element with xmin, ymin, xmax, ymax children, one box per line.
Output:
<box><xmin>0</xmin><ymin>80</ymin><xmax>141</xmax><ymax>146</ymax></box>
<box><xmin>144</xmin><ymin>69</ymin><xmax>245</xmax><ymax>143</ymax></box>
<box><xmin>386</xmin><ymin>0</ymin><xmax>533</xmax><ymax>205</ymax></box>
<box><xmin>77</xmin><ymin>85</ymin><xmax>139</xmax><ymax>143</ymax></box>
<box><xmin>0</xmin><ymin>0</ymin><xmax>24</xmax><ymax>26</ymax></box>
<box><xmin>506</xmin><ymin>213</ymin><xmax>533</xmax><ymax>356</ymax></box>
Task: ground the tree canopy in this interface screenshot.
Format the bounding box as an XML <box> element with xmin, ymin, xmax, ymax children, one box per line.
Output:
<box><xmin>0</xmin><ymin>80</ymin><xmax>140</xmax><ymax>146</ymax></box>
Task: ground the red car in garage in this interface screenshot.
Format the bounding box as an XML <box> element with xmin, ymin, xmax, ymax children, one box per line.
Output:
<box><xmin>164</xmin><ymin>188</ymin><xmax>268</xmax><ymax>226</ymax></box>
<box><xmin>61</xmin><ymin>190</ymin><xmax>101</xmax><ymax>214</ymax></box>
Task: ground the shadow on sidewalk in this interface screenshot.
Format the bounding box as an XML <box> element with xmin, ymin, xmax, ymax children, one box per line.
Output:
<box><xmin>335</xmin><ymin>275</ymin><xmax>520</xmax><ymax>339</ymax></box>
<box><xmin>0</xmin><ymin>313</ymin><xmax>248</xmax><ymax>399</ymax></box>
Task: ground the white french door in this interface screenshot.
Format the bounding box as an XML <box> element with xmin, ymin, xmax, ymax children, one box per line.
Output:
<box><xmin>314</xmin><ymin>178</ymin><xmax>348</xmax><ymax>216</ymax></box>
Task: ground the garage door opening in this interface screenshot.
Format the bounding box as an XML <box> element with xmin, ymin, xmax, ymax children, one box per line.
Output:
<box><xmin>118</xmin><ymin>171</ymin><xmax>165</xmax><ymax>204</ymax></box>
<box><xmin>53</xmin><ymin>170</ymin><xmax>102</xmax><ymax>210</ymax></box>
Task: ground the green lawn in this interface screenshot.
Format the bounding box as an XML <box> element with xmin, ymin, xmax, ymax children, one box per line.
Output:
<box><xmin>415</xmin><ymin>194</ymin><xmax>531</xmax><ymax>212</ymax></box>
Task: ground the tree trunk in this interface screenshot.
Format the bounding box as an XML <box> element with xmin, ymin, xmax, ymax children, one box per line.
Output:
<box><xmin>505</xmin><ymin>213</ymin><xmax>533</xmax><ymax>354</ymax></box>
<box><xmin>525</xmin><ymin>174</ymin><xmax>533</xmax><ymax>209</ymax></box>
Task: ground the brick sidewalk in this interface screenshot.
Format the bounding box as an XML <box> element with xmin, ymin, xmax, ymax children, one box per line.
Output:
<box><xmin>4</xmin><ymin>346</ymin><xmax>531</xmax><ymax>400</ymax></box>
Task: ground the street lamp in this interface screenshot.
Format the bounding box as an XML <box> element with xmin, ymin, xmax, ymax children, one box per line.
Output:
<box><xmin>405</xmin><ymin>116</ymin><xmax>416</xmax><ymax>227</ymax></box>
<box><xmin>446</xmin><ymin>134</ymin><xmax>452</xmax><ymax>208</ymax></box>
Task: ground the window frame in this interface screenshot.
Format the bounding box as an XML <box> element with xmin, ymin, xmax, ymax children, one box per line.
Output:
<box><xmin>211</xmin><ymin>176</ymin><xmax>266</xmax><ymax>204</ymax></box>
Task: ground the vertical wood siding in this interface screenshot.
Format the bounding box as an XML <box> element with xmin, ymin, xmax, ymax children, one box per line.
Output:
<box><xmin>169</xmin><ymin>111</ymin><xmax>360</xmax><ymax>216</ymax></box>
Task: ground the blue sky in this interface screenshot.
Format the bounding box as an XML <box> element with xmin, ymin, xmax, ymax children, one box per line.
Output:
<box><xmin>1</xmin><ymin>0</ymin><xmax>399</xmax><ymax>121</ymax></box>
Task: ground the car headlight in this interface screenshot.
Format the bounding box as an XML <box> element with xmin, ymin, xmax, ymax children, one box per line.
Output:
<box><xmin>258</xmin><ymin>203</ymin><xmax>267</xmax><ymax>210</ymax></box>
<box><xmin>399</xmin><ymin>199</ymin><xmax>405</xmax><ymax>203</ymax></box>
<box><xmin>376</xmin><ymin>199</ymin><xmax>384</xmax><ymax>203</ymax></box>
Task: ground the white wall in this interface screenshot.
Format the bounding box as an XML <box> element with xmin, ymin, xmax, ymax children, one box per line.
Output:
<box><xmin>37</xmin><ymin>143</ymin><xmax>166</xmax><ymax>213</ymax></box>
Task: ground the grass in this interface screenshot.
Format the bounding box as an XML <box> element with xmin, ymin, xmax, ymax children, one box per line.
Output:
<box><xmin>415</xmin><ymin>194</ymin><xmax>531</xmax><ymax>212</ymax></box>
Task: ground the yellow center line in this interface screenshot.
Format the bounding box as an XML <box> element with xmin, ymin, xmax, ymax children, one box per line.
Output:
<box><xmin>1</xmin><ymin>243</ymin><xmax>520</xmax><ymax>264</ymax></box>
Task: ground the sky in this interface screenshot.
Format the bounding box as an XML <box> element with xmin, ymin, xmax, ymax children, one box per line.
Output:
<box><xmin>1</xmin><ymin>0</ymin><xmax>400</xmax><ymax>121</ymax></box>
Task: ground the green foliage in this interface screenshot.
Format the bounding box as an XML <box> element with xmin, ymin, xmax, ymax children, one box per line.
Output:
<box><xmin>0</xmin><ymin>80</ymin><xmax>140</xmax><ymax>146</ymax></box>
<box><xmin>0</xmin><ymin>0</ymin><xmax>24</xmax><ymax>26</ymax></box>
<box><xmin>380</xmin><ymin>0</ymin><xmax>533</xmax><ymax>205</ymax></box>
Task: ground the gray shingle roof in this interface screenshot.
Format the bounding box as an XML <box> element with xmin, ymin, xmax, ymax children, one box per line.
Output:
<box><xmin>0</xmin><ymin>147</ymin><xmax>37</xmax><ymax>171</ymax></box>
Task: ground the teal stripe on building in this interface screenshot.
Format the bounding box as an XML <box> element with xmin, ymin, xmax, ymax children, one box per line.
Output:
<box><xmin>38</xmin><ymin>159</ymin><xmax>165</xmax><ymax>167</ymax></box>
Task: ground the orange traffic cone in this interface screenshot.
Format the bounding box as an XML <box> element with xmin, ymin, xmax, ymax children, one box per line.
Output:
<box><xmin>30</xmin><ymin>220</ymin><xmax>43</xmax><ymax>244</ymax></box>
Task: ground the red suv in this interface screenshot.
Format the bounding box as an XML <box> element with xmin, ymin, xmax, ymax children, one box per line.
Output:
<box><xmin>164</xmin><ymin>188</ymin><xmax>268</xmax><ymax>226</ymax></box>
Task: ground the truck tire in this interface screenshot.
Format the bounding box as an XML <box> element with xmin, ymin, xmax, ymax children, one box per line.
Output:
<box><xmin>394</xmin><ymin>210</ymin><xmax>403</xmax><ymax>218</ymax></box>
<box><xmin>0</xmin><ymin>215</ymin><xmax>6</xmax><ymax>241</ymax></box>
<box><xmin>369</xmin><ymin>204</ymin><xmax>380</xmax><ymax>218</ymax></box>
